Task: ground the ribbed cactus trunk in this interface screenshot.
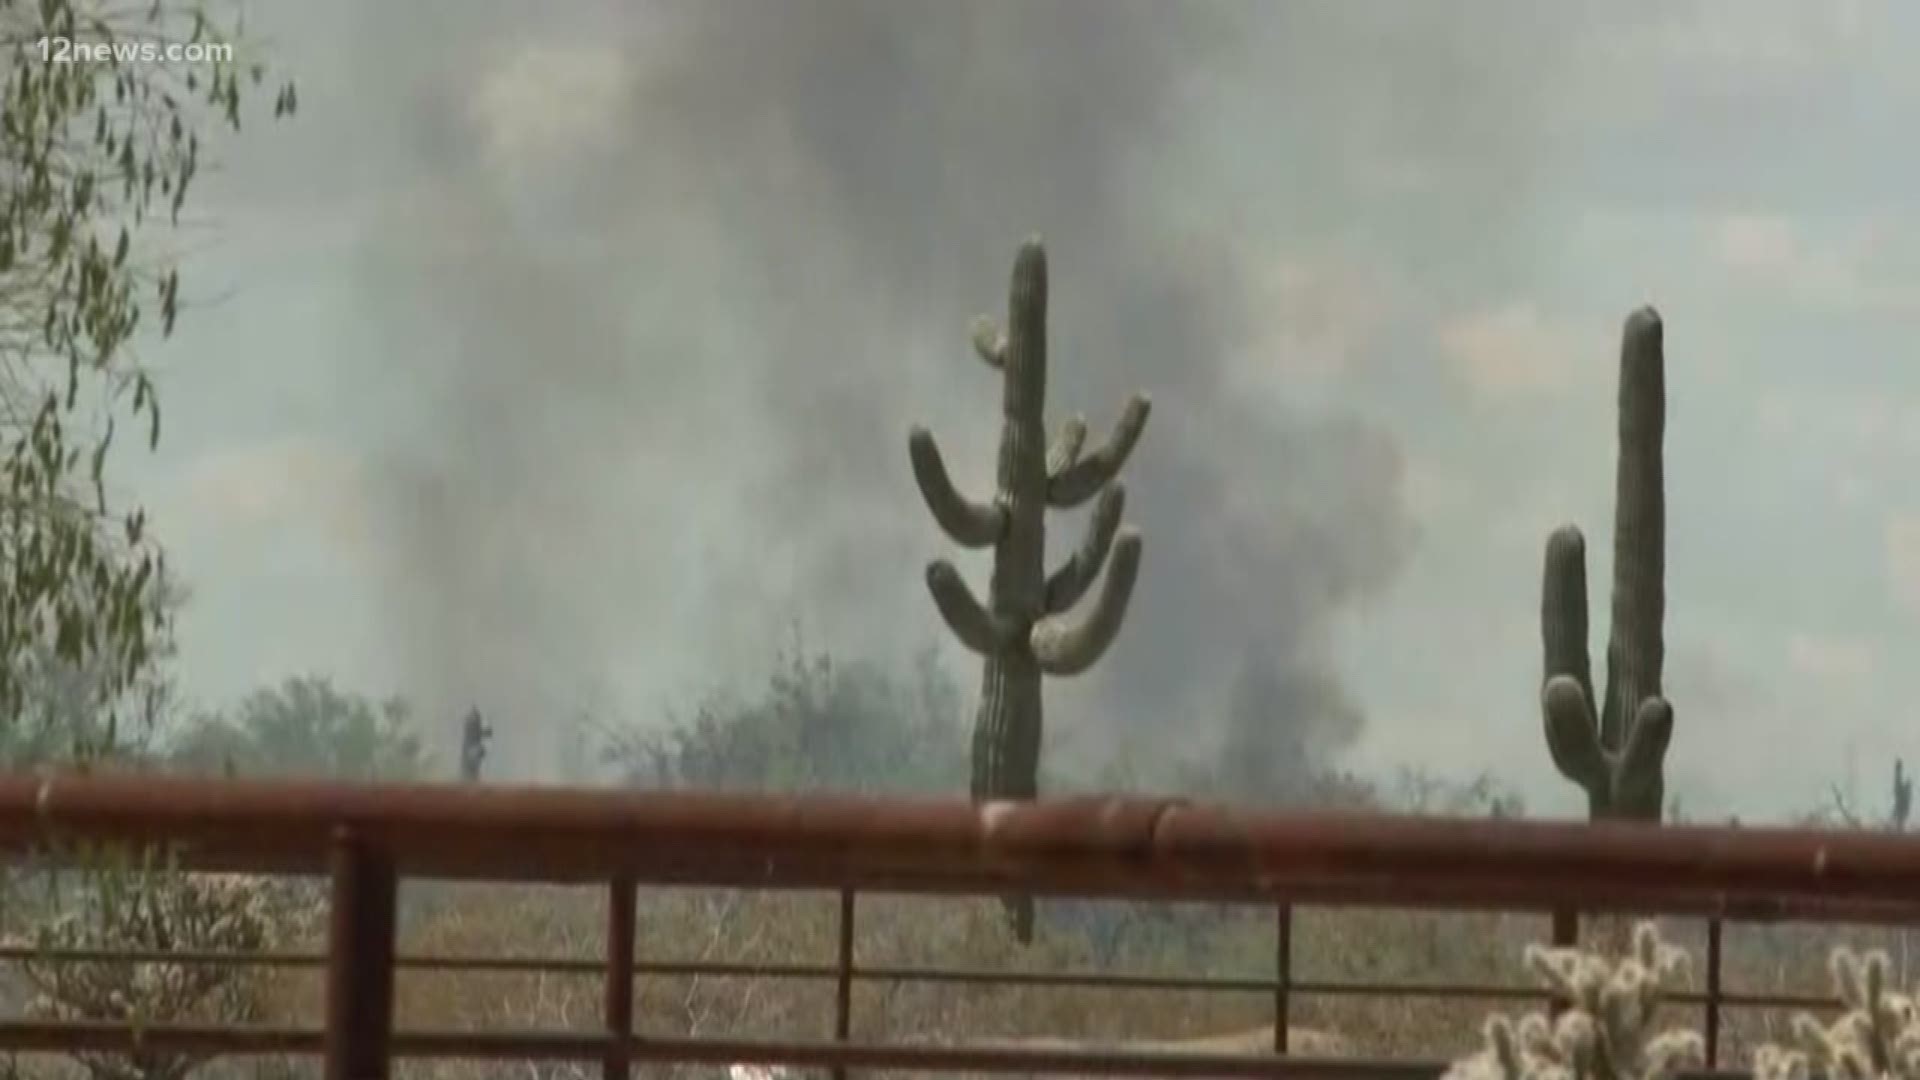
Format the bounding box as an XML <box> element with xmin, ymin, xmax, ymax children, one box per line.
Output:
<box><xmin>973</xmin><ymin>248</ymin><xmax>1051</xmax><ymax>815</ymax></box>
<box><xmin>1540</xmin><ymin>307</ymin><xmax>1672</xmax><ymax>822</ymax></box>
<box><xmin>911</xmin><ymin>237</ymin><xmax>1150</xmax><ymax>943</ymax></box>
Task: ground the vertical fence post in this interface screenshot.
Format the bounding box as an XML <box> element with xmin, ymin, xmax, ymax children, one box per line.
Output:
<box><xmin>1550</xmin><ymin>905</ymin><xmax>1578</xmax><ymax>947</ymax></box>
<box><xmin>324</xmin><ymin>826</ymin><xmax>397</xmax><ymax>1080</ymax></box>
<box><xmin>1705</xmin><ymin>916</ymin><xmax>1723</xmax><ymax>1067</ymax></box>
<box><xmin>1548</xmin><ymin>906</ymin><xmax>1578</xmax><ymax>1019</ymax></box>
<box><xmin>1273</xmin><ymin>903</ymin><xmax>1293</xmax><ymax>1055</ymax></box>
<box><xmin>604</xmin><ymin>875</ymin><xmax>637</xmax><ymax>1079</ymax></box>
<box><xmin>832</xmin><ymin>888</ymin><xmax>855</xmax><ymax>1080</ymax></box>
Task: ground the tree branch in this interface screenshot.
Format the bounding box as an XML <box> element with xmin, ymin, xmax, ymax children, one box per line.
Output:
<box><xmin>969</xmin><ymin>315</ymin><xmax>1006</xmax><ymax>369</ymax></box>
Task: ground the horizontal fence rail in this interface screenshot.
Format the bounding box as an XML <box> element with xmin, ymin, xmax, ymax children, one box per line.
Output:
<box><xmin>0</xmin><ymin>943</ymin><xmax>1852</xmax><ymax>1011</ymax></box>
<box><xmin>0</xmin><ymin>773</ymin><xmax>1917</xmax><ymax>1077</ymax></box>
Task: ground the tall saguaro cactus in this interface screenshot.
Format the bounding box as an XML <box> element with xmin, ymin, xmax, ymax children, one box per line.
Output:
<box><xmin>910</xmin><ymin>236</ymin><xmax>1150</xmax><ymax>942</ymax></box>
<box><xmin>1540</xmin><ymin>307</ymin><xmax>1674</xmax><ymax>822</ymax></box>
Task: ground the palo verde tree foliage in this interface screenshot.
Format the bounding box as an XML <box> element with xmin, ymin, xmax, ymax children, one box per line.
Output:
<box><xmin>0</xmin><ymin>0</ymin><xmax>294</xmax><ymax>732</ymax></box>
<box><xmin>0</xmin><ymin>17</ymin><xmax>299</xmax><ymax>1073</ymax></box>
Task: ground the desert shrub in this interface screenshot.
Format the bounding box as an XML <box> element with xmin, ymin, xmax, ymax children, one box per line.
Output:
<box><xmin>0</xmin><ymin>658</ymin><xmax>331</xmax><ymax>1080</ymax></box>
<box><xmin>164</xmin><ymin>675</ymin><xmax>430</xmax><ymax>782</ymax></box>
<box><xmin>5</xmin><ymin>850</ymin><xmax>320</xmax><ymax>1080</ymax></box>
<box><xmin>601</xmin><ymin>640</ymin><xmax>967</xmax><ymax>797</ymax></box>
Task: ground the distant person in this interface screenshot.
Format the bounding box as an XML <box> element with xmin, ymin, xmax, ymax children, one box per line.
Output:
<box><xmin>459</xmin><ymin>707</ymin><xmax>493</xmax><ymax>782</ymax></box>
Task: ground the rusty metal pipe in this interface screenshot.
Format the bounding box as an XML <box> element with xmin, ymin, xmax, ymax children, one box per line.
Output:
<box><xmin>7</xmin><ymin>774</ymin><xmax>1920</xmax><ymax>923</ymax></box>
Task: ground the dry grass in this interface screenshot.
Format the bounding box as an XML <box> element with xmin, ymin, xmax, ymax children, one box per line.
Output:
<box><xmin>380</xmin><ymin>893</ymin><xmax>1912</xmax><ymax>1079</ymax></box>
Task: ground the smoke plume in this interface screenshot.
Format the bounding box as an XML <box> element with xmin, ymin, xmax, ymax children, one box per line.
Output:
<box><xmin>342</xmin><ymin>0</ymin><xmax>1418</xmax><ymax>785</ymax></box>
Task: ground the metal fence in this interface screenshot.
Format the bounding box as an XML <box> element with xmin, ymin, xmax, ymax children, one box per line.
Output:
<box><xmin>0</xmin><ymin>773</ymin><xmax>1918</xmax><ymax>1079</ymax></box>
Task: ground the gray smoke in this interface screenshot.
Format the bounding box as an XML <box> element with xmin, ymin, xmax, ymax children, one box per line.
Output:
<box><xmin>336</xmin><ymin>0</ymin><xmax>1439</xmax><ymax>784</ymax></box>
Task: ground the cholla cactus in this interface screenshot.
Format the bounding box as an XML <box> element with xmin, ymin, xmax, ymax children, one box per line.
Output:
<box><xmin>1446</xmin><ymin>921</ymin><xmax>1703</xmax><ymax>1080</ymax></box>
<box><xmin>1754</xmin><ymin>947</ymin><xmax>1920</xmax><ymax>1080</ymax></box>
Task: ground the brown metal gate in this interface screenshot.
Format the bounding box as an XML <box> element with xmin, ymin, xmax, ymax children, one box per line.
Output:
<box><xmin>0</xmin><ymin>773</ymin><xmax>1914</xmax><ymax>1078</ymax></box>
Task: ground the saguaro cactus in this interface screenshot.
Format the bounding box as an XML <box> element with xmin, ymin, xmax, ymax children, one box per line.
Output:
<box><xmin>910</xmin><ymin>236</ymin><xmax>1150</xmax><ymax>942</ymax></box>
<box><xmin>1540</xmin><ymin>308</ymin><xmax>1673</xmax><ymax>821</ymax></box>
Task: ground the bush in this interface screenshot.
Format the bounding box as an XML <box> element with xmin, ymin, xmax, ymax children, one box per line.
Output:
<box><xmin>163</xmin><ymin>675</ymin><xmax>430</xmax><ymax>782</ymax></box>
<box><xmin>5</xmin><ymin>850</ymin><xmax>320</xmax><ymax>1080</ymax></box>
<box><xmin>601</xmin><ymin>641</ymin><xmax>966</xmax><ymax>797</ymax></box>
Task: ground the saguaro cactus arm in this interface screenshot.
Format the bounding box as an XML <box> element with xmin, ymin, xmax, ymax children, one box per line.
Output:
<box><xmin>1541</xmin><ymin>526</ymin><xmax>1596</xmax><ymax>710</ymax></box>
<box><xmin>1542</xmin><ymin>525</ymin><xmax>1605</xmax><ymax>794</ymax></box>
<box><xmin>1543</xmin><ymin>676</ymin><xmax>1606</xmax><ymax>793</ymax></box>
<box><xmin>1031</xmin><ymin>529</ymin><xmax>1141</xmax><ymax>676</ymax></box>
<box><xmin>926</xmin><ymin>561</ymin><xmax>1003</xmax><ymax>655</ymax></box>
<box><xmin>1048</xmin><ymin>394</ymin><xmax>1152</xmax><ymax>508</ymax></box>
<box><xmin>909</xmin><ymin>426</ymin><xmax>1006</xmax><ymax>547</ymax></box>
<box><xmin>1044</xmin><ymin>484</ymin><xmax>1125</xmax><ymax>614</ymax></box>
<box><xmin>970</xmin><ymin>315</ymin><xmax>1008</xmax><ymax>368</ymax></box>
<box><xmin>1047</xmin><ymin>415</ymin><xmax>1089</xmax><ymax>478</ymax></box>
<box><xmin>1617</xmin><ymin>699</ymin><xmax>1674</xmax><ymax>810</ymax></box>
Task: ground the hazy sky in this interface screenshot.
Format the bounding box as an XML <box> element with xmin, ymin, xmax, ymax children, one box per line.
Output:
<box><xmin>119</xmin><ymin>0</ymin><xmax>1920</xmax><ymax>821</ymax></box>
